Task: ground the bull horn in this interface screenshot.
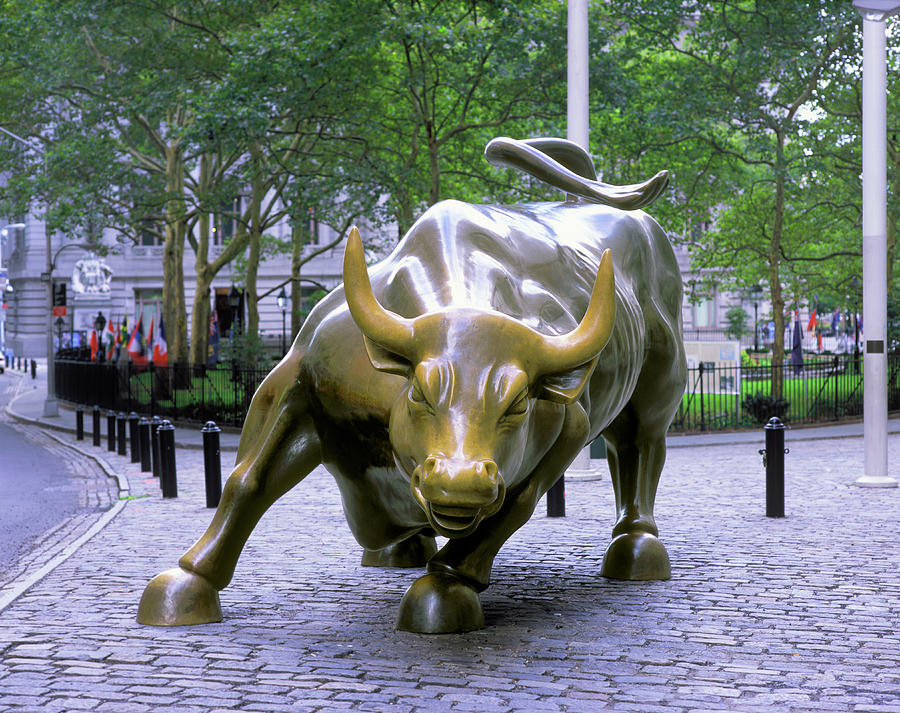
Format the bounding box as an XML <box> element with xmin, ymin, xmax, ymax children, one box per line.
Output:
<box><xmin>540</xmin><ymin>249</ymin><xmax>616</xmax><ymax>372</ymax></box>
<box><xmin>342</xmin><ymin>226</ymin><xmax>415</xmax><ymax>356</ymax></box>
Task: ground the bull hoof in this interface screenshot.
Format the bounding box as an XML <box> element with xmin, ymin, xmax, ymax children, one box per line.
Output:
<box><xmin>600</xmin><ymin>532</ymin><xmax>671</xmax><ymax>581</ymax></box>
<box><xmin>137</xmin><ymin>567</ymin><xmax>223</xmax><ymax>626</ymax></box>
<box><xmin>361</xmin><ymin>534</ymin><xmax>437</xmax><ymax>568</ymax></box>
<box><xmin>396</xmin><ymin>572</ymin><xmax>484</xmax><ymax>634</ymax></box>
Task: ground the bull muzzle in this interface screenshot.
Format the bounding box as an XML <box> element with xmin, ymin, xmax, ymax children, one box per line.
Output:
<box><xmin>410</xmin><ymin>456</ymin><xmax>506</xmax><ymax>538</ymax></box>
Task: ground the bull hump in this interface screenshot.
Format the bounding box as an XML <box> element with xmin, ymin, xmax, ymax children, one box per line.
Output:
<box><xmin>375</xmin><ymin>201</ymin><xmax>622</xmax><ymax>335</ymax></box>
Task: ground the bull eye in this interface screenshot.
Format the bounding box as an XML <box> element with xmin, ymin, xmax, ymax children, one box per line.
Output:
<box><xmin>409</xmin><ymin>380</ymin><xmax>431</xmax><ymax>410</ymax></box>
<box><xmin>504</xmin><ymin>391</ymin><xmax>528</xmax><ymax>418</ymax></box>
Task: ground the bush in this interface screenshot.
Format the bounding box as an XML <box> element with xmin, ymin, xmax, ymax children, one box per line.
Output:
<box><xmin>742</xmin><ymin>393</ymin><xmax>790</xmax><ymax>424</ymax></box>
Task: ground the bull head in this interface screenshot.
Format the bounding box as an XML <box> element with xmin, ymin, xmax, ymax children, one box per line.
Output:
<box><xmin>343</xmin><ymin>227</ymin><xmax>615</xmax><ymax>537</ymax></box>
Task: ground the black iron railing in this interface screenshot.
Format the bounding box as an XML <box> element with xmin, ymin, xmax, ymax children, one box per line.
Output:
<box><xmin>54</xmin><ymin>359</ymin><xmax>270</xmax><ymax>428</ymax></box>
<box><xmin>55</xmin><ymin>352</ymin><xmax>900</xmax><ymax>432</ymax></box>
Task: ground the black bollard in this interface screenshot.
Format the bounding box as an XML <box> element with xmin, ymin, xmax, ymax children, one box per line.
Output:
<box><xmin>128</xmin><ymin>411</ymin><xmax>140</xmax><ymax>463</ymax></box>
<box><xmin>30</xmin><ymin>359</ymin><xmax>36</xmax><ymax>379</ymax></box>
<box><xmin>201</xmin><ymin>421</ymin><xmax>222</xmax><ymax>508</ymax></box>
<box><xmin>150</xmin><ymin>416</ymin><xmax>162</xmax><ymax>480</ymax></box>
<box><xmin>75</xmin><ymin>405</ymin><xmax>84</xmax><ymax>441</ymax></box>
<box><xmin>92</xmin><ymin>405</ymin><xmax>101</xmax><ymax>447</ymax></box>
<box><xmin>546</xmin><ymin>475</ymin><xmax>565</xmax><ymax>517</ymax></box>
<box><xmin>138</xmin><ymin>417</ymin><xmax>152</xmax><ymax>472</ymax></box>
<box><xmin>158</xmin><ymin>419</ymin><xmax>177</xmax><ymax>498</ymax></box>
<box><xmin>760</xmin><ymin>417</ymin><xmax>787</xmax><ymax>518</ymax></box>
<box><xmin>117</xmin><ymin>412</ymin><xmax>128</xmax><ymax>456</ymax></box>
<box><xmin>107</xmin><ymin>410</ymin><xmax>117</xmax><ymax>451</ymax></box>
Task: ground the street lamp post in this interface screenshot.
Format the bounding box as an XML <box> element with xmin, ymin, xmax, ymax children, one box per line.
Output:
<box><xmin>852</xmin><ymin>0</ymin><xmax>900</xmax><ymax>487</ymax></box>
<box><xmin>277</xmin><ymin>287</ymin><xmax>287</xmax><ymax>356</ymax></box>
<box><xmin>94</xmin><ymin>311</ymin><xmax>107</xmax><ymax>362</ymax></box>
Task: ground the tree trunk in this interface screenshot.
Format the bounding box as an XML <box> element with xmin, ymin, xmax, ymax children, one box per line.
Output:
<box><xmin>769</xmin><ymin>132</ymin><xmax>787</xmax><ymax>399</ymax></box>
<box><xmin>244</xmin><ymin>145</ymin><xmax>264</xmax><ymax>365</ymax></box>
<box><xmin>291</xmin><ymin>222</ymin><xmax>304</xmax><ymax>340</ymax></box>
<box><xmin>189</xmin><ymin>155</ymin><xmax>212</xmax><ymax>367</ymax></box>
<box><xmin>162</xmin><ymin>139</ymin><xmax>188</xmax><ymax>369</ymax></box>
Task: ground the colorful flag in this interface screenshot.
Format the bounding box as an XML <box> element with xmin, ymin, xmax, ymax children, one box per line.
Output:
<box><xmin>807</xmin><ymin>299</ymin><xmax>817</xmax><ymax>333</ymax></box>
<box><xmin>90</xmin><ymin>329</ymin><xmax>99</xmax><ymax>361</ymax></box>
<box><xmin>831</xmin><ymin>309</ymin><xmax>840</xmax><ymax>333</ymax></box>
<box><xmin>127</xmin><ymin>316</ymin><xmax>147</xmax><ymax>365</ymax></box>
<box><xmin>208</xmin><ymin>310</ymin><xmax>220</xmax><ymax>366</ymax></box>
<box><xmin>105</xmin><ymin>317</ymin><xmax>116</xmax><ymax>360</ymax></box>
<box><xmin>153</xmin><ymin>313</ymin><xmax>168</xmax><ymax>366</ymax></box>
<box><xmin>791</xmin><ymin>316</ymin><xmax>804</xmax><ymax>375</ymax></box>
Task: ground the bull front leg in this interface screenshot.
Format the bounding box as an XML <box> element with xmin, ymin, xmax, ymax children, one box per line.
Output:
<box><xmin>396</xmin><ymin>402</ymin><xmax>587</xmax><ymax>633</ymax></box>
<box><xmin>137</xmin><ymin>353</ymin><xmax>322</xmax><ymax>626</ymax></box>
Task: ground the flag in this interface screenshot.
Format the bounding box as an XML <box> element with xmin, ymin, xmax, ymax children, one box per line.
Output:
<box><xmin>807</xmin><ymin>300</ymin><xmax>817</xmax><ymax>333</ymax></box>
<box><xmin>105</xmin><ymin>317</ymin><xmax>116</xmax><ymax>360</ymax></box>
<box><xmin>90</xmin><ymin>330</ymin><xmax>99</xmax><ymax>361</ymax></box>
<box><xmin>117</xmin><ymin>317</ymin><xmax>128</xmax><ymax>361</ymax></box>
<box><xmin>127</xmin><ymin>316</ymin><xmax>147</xmax><ymax>365</ymax></box>
<box><xmin>145</xmin><ymin>317</ymin><xmax>155</xmax><ymax>363</ymax></box>
<box><xmin>831</xmin><ymin>309</ymin><xmax>840</xmax><ymax>333</ymax></box>
<box><xmin>791</xmin><ymin>316</ymin><xmax>804</xmax><ymax>375</ymax></box>
<box><xmin>153</xmin><ymin>313</ymin><xmax>168</xmax><ymax>366</ymax></box>
<box><xmin>208</xmin><ymin>310</ymin><xmax>220</xmax><ymax>366</ymax></box>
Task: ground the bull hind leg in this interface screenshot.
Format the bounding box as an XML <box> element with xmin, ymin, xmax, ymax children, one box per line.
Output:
<box><xmin>138</xmin><ymin>354</ymin><xmax>322</xmax><ymax>626</ymax></box>
<box><xmin>600</xmin><ymin>417</ymin><xmax>671</xmax><ymax>581</ymax></box>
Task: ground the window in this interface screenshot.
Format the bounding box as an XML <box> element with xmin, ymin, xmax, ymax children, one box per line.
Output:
<box><xmin>135</xmin><ymin>289</ymin><xmax>162</xmax><ymax>335</ymax></box>
<box><xmin>213</xmin><ymin>198</ymin><xmax>242</xmax><ymax>245</ymax></box>
<box><xmin>305</xmin><ymin>207</ymin><xmax>319</xmax><ymax>245</ymax></box>
<box><xmin>139</xmin><ymin>220</ymin><xmax>163</xmax><ymax>246</ymax></box>
<box><xmin>694</xmin><ymin>298</ymin><xmax>715</xmax><ymax>328</ymax></box>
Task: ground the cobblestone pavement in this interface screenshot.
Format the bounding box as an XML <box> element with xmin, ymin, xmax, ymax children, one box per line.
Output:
<box><xmin>1</xmin><ymin>415</ymin><xmax>899</xmax><ymax>712</ymax></box>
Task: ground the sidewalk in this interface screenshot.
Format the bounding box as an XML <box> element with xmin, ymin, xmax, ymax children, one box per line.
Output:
<box><xmin>1</xmin><ymin>362</ymin><xmax>900</xmax><ymax>712</ymax></box>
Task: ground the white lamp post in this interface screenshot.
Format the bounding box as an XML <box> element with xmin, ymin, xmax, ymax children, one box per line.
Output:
<box><xmin>852</xmin><ymin>0</ymin><xmax>899</xmax><ymax>487</ymax></box>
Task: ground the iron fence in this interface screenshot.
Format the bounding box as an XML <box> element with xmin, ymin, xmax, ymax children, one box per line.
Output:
<box><xmin>670</xmin><ymin>352</ymin><xmax>900</xmax><ymax>432</ymax></box>
<box><xmin>54</xmin><ymin>359</ymin><xmax>270</xmax><ymax>428</ymax></box>
<box><xmin>55</xmin><ymin>352</ymin><xmax>900</xmax><ymax>432</ymax></box>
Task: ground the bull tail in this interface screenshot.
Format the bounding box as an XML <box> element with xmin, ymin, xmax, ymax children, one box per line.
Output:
<box><xmin>484</xmin><ymin>136</ymin><xmax>668</xmax><ymax>211</ymax></box>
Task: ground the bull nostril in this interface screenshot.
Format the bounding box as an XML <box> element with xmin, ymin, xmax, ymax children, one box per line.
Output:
<box><xmin>424</xmin><ymin>456</ymin><xmax>438</xmax><ymax>477</ymax></box>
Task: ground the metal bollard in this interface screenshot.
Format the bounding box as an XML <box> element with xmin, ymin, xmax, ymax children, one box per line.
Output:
<box><xmin>92</xmin><ymin>405</ymin><xmax>101</xmax><ymax>447</ymax></box>
<box><xmin>158</xmin><ymin>419</ymin><xmax>177</xmax><ymax>498</ymax></box>
<box><xmin>546</xmin><ymin>475</ymin><xmax>565</xmax><ymax>517</ymax></box>
<box><xmin>150</xmin><ymin>416</ymin><xmax>162</xmax><ymax>479</ymax></box>
<box><xmin>107</xmin><ymin>410</ymin><xmax>117</xmax><ymax>451</ymax></box>
<box><xmin>201</xmin><ymin>421</ymin><xmax>222</xmax><ymax>508</ymax></box>
<box><xmin>75</xmin><ymin>405</ymin><xmax>84</xmax><ymax>441</ymax></box>
<box><xmin>138</xmin><ymin>417</ymin><xmax>152</xmax><ymax>472</ymax></box>
<box><xmin>759</xmin><ymin>417</ymin><xmax>788</xmax><ymax>518</ymax></box>
<box><xmin>128</xmin><ymin>411</ymin><xmax>140</xmax><ymax>463</ymax></box>
<box><xmin>117</xmin><ymin>412</ymin><xmax>128</xmax><ymax>456</ymax></box>
<box><xmin>30</xmin><ymin>359</ymin><xmax>36</xmax><ymax>379</ymax></box>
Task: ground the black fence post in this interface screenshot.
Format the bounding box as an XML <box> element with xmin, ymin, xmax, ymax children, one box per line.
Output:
<box><xmin>138</xmin><ymin>417</ymin><xmax>152</xmax><ymax>473</ymax></box>
<box><xmin>698</xmin><ymin>361</ymin><xmax>706</xmax><ymax>432</ymax></box>
<box><xmin>150</xmin><ymin>415</ymin><xmax>162</xmax><ymax>480</ymax></box>
<box><xmin>158</xmin><ymin>419</ymin><xmax>177</xmax><ymax>498</ymax></box>
<box><xmin>761</xmin><ymin>417</ymin><xmax>787</xmax><ymax>518</ymax></box>
<box><xmin>116</xmin><ymin>412</ymin><xmax>128</xmax><ymax>457</ymax></box>
<box><xmin>546</xmin><ymin>475</ymin><xmax>565</xmax><ymax>517</ymax></box>
<box><xmin>92</xmin><ymin>405</ymin><xmax>101</xmax><ymax>447</ymax></box>
<box><xmin>75</xmin><ymin>405</ymin><xmax>84</xmax><ymax>441</ymax></box>
<box><xmin>107</xmin><ymin>410</ymin><xmax>117</xmax><ymax>451</ymax></box>
<box><xmin>128</xmin><ymin>411</ymin><xmax>140</xmax><ymax>463</ymax></box>
<box><xmin>201</xmin><ymin>421</ymin><xmax>222</xmax><ymax>508</ymax></box>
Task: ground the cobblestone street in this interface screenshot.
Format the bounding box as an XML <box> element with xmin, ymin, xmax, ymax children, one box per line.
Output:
<box><xmin>1</xmin><ymin>392</ymin><xmax>899</xmax><ymax>713</ymax></box>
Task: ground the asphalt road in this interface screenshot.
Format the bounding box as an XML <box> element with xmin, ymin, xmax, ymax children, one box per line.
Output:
<box><xmin>0</xmin><ymin>373</ymin><xmax>80</xmax><ymax>575</ymax></box>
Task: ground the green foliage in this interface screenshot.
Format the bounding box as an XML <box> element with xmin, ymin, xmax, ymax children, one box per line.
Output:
<box><xmin>742</xmin><ymin>393</ymin><xmax>791</xmax><ymax>425</ymax></box>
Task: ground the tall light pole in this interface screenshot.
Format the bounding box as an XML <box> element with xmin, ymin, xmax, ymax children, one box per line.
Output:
<box><xmin>852</xmin><ymin>0</ymin><xmax>899</xmax><ymax>487</ymax></box>
<box><xmin>0</xmin><ymin>126</ymin><xmax>58</xmax><ymax>416</ymax></box>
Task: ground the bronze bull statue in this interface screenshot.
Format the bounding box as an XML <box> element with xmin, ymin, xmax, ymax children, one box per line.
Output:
<box><xmin>138</xmin><ymin>137</ymin><xmax>687</xmax><ymax>634</ymax></box>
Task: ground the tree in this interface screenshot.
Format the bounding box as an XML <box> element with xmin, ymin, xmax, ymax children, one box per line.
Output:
<box><xmin>615</xmin><ymin>0</ymin><xmax>860</xmax><ymax>396</ymax></box>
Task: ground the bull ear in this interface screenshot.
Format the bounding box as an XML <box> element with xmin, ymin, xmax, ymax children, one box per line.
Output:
<box><xmin>537</xmin><ymin>358</ymin><xmax>597</xmax><ymax>404</ymax></box>
<box><xmin>363</xmin><ymin>336</ymin><xmax>413</xmax><ymax>376</ymax></box>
